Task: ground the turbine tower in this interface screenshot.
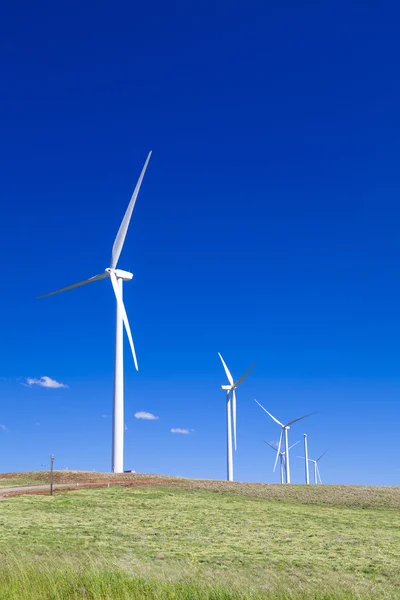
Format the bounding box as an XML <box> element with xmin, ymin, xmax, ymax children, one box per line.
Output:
<box><xmin>304</xmin><ymin>433</ymin><xmax>310</xmax><ymax>484</ymax></box>
<box><xmin>255</xmin><ymin>400</ymin><xmax>315</xmax><ymax>484</ymax></box>
<box><xmin>40</xmin><ymin>152</ymin><xmax>152</xmax><ymax>473</ymax></box>
<box><xmin>264</xmin><ymin>440</ymin><xmax>299</xmax><ymax>484</ymax></box>
<box><xmin>218</xmin><ymin>353</ymin><xmax>255</xmax><ymax>482</ymax></box>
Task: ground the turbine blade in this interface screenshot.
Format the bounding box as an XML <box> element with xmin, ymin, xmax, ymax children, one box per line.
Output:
<box><xmin>110</xmin><ymin>151</ymin><xmax>152</xmax><ymax>269</ymax></box>
<box><xmin>264</xmin><ymin>440</ymin><xmax>278</xmax><ymax>452</ymax></box>
<box><xmin>316</xmin><ymin>464</ymin><xmax>323</xmax><ymax>484</ymax></box>
<box><xmin>218</xmin><ymin>353</ymin><xmax>234</xmax><ymax>386</ymax></box>
<box><xmin>254</xmin><ymin>400</ymin><xmax>284</xmax><ymax>427</ymax></box>
<box><xmin>317</xmin><ymin>448</ymin><xmax>329</xmax><ymax>462</ymax></box>
<box><xmin>286</xmin><ymin>411</ymin><xmax>317</xmax><ymax>427</ymax></box>
<box><xmin>232</xmin><ymin>389</ymin><xmax>237</xmax><ymax>451</ymax></box>
<box><xmin>38</xmin><ymin>272</ymin><xmax>108</xmax><ymax>298</ymax></box>
<box><xmin>289</xmin><ymin>440</ymin><xmax>300</xmax><ymax>451</ymax></box>
<box><xmin>233</xmin><ymin>363</ymin><xmax>256</xmax><ymax>388</ymax></box>
<box><xmin>109</xmin><ymin>270</ymin><xmax>138</xmax><ymax>371</ymax></box>
<box><xmin>273</xmin><ymin>430</ymin><xmax>283</xmax><ymax>472</ymax></box>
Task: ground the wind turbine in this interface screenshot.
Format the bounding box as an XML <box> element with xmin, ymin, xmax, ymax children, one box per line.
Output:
<box><xmin>39</xmin><ymin>152</ymin><xmax>152</xmax><ymax>474</ymax></box>
<box><xmin>255</xmin><ymin>400</ymin><xmax>315</xmax><ymax>484</ymax></box>
<box><xmin>310</xmin><ymin>449</ymin><xmax>328</xmax><ymax>484</ymax></box>
<box><xmin>218</xmin><ymin>353</ymin><xmax>255</xmax><ymax>482</ymax></box>
<box><xmin>264</xmin><ymin>440</ymin><xmax>299</xmax><ymax>484</ymax></box>
<box><xmin>298</xmin><ymin>449</ymin><xmax>328</xmax><ymax>484</ymax></box>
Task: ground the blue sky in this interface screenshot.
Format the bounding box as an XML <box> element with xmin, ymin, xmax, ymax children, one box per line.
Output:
<box><xmin>1</xmin><ymin>1</ymin><xmax>400</xmax><ymax>484</ymax></box>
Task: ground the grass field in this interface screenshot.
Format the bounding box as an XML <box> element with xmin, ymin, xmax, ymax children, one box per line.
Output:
<box><xmin>0</xmin><ymin>475</ymin><xmax>399</xmax><ymax>599</ymax></box>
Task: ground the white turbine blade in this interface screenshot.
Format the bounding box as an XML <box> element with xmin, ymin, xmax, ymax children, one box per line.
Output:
<box><xmin>254</xmin><ymin>400</ymin><xmax>284</xmax><ymax>427</ymax></box>
<box><xmin>38</xmin><ymin>272</ymin><xmax>108</xmax><ymax>298</ymax></box>
<box><xmin>317</xmin><ymin>448</ymin><xmax>329</xmax><ymax>463</ymax></box>
<box><xmin>109</xmin><ymin>270</ymin><xmax>138</xmax><ymax>371</ymax></box>
<box><xmin>296</xmin><ymin>456</ymin><xmax>305</xmax><ymax>459</ymax></box>
<box><xmin>232</xmin><ymin>389</ymin><xmax>237</xmax><ymax>451</ymax></box>
<box><xmin>273</xmin><ymin>430</ymin><xmax>283</xmax><ymax>472</ymax></box>
<box><xmin>218</xmin><ymin>353</ymin><xmax>234</xmax><ymax>386</ymax></box>
<box><xmin>233</xmin><ymin>363</ymin><xmax>256</xmax><ymax>389</ymax></box>
<box><xmin>289</xmin><ymin>440</ymin><xmax>300</xmax><ymax>451</ymax></box>
<box><xmin>286</xmin><ymin>411</ymin><xmax>317</xmax><ymax>428</ymax></box>
<box><xmin>316</xmin><ymin>464</ymin><xmax>323</xmax><ymax>484</ymax></box>
<box><xmin>110</xmin><ymin>151</ymin><xmax>152</xmax><ymax>269</ymax></box>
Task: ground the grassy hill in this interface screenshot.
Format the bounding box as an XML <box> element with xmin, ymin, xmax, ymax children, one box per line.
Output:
<box><xmin>0</xmin><ymin>473</ymin><xmax>399</xmax><ymax>599</ymax></box>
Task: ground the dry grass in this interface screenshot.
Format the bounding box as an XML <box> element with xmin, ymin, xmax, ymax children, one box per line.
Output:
<box><xmin>177</xmin><ymin>480</ymin><xmax>400</xmax><ymax>510</ymax></box>
<box><xmin>0</xmin><ymin>470</ymin><xmax>179</xmax><ymax>489</ymax></box>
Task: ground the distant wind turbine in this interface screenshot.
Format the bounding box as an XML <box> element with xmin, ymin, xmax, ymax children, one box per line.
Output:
<box><xmin>310</xmin><ymin>449</ymin><xmax>328</xmax><ymax>484</ymax></box>
<box><xmin>218</xmin><ymin>353</ymin><xmax>255</xmax><ymax>482</ymax></box>
<box><xmin>264</xmin><ymin>440</ymin><xmax>299</xmax><ymax>484</ymax></box>
<box><xmin>255</xmin><ymin>400</ymin><xmax>315</xmax><ymax>484</ymax></box>
<box><xmin>298</xmin><ymin>449</ymin><xmax>328</xmax><ymax>484</ymax></box>
<box><xmin>39</xmin><ymin>152</ymin><xmax>152</xmax><ymax>474</ymax></box>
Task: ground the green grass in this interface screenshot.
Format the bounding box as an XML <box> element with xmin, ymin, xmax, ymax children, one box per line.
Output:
<box><xmin>0</xmin><ymin>560</ymin><xmax>377</xmax><ymax>600</ymax></box>
<box><xmin>0</xmin><ymin>483</ymin><xmax>399</xmax><ymax>598</ymax></box>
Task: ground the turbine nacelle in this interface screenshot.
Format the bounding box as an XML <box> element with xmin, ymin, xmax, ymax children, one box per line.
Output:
<box><xmin>106</xmin><ymin>268</ymin><xmax>133</xmax><ymax>281</ymax></box>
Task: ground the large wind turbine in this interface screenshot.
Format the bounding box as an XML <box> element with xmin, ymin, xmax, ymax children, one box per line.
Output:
<box><xmin>264</xmin><ymin>440</ymin><xmax>299</xmax><ymax>484</ymax></box>
<box><xmin>255</xmin><ymin>400</ymin><xmax>315</xmax><ymax>483</ymax></box>
<box><xmin>218</xmin><ymin>353</ymin><xmax>255</xmax><ymax>482</ymax></box>
<box><xmin>40</xmin><ymin>152</ymin><xmax>152</xmax><ymax>474</ymax></box>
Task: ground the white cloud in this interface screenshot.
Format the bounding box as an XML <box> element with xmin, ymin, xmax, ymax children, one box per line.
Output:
<box><xmin>25</xmin><ymin>376</ymin><xmax>68</xmax><ymax>389</ymax></box>
<box><xmin>35</xmin><ymin>422</ymin><xmax>41</xmax><ymax>426</ymax></box>
<box><xmin>171</xmin><ymin>428</ymin><xmax>190</xmax><ymax>435</ymax></box>
<box><xmin>101</xmin><ymin>414</ymin><xmax>110</xmax><ymax>418</ymax></box>
<box><xmin>0</xmin><ymin>424</ymin><xmax>7</xmax><ymax>431</ymax></box>
<box><xmin>124</xmin><ymin>423</ymin><xmax>128</xmax><ymax>431</ymax></box>
<box><xmin>134</xmin><ymin>411</ymin><xmax>159</xmax><ymax>421</ymax></box>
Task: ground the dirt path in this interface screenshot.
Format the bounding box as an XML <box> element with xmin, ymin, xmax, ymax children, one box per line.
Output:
<box><xmin>0</xmin><ymin>483</ymin><xmax>75</xmax><ymax>495</ymax></box>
